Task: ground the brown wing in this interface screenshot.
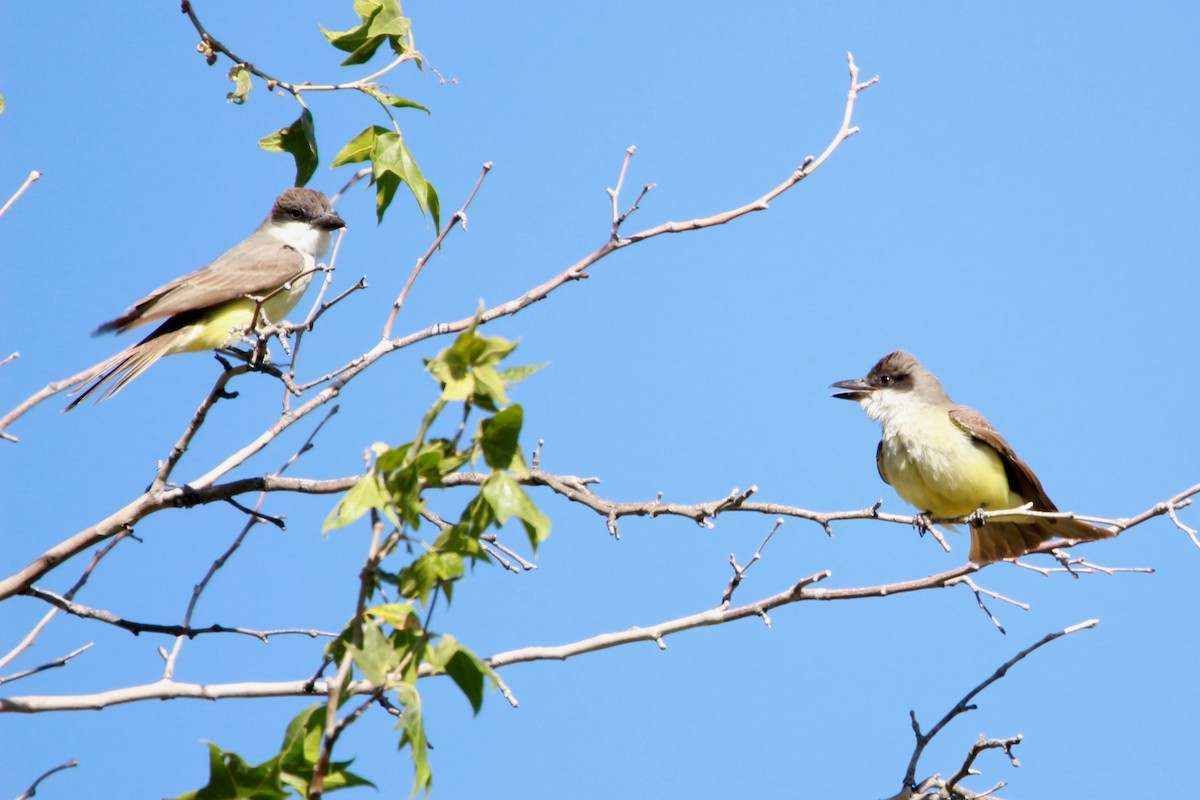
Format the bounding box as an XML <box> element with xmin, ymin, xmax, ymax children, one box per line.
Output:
<box><xmin>875</xmin><ymin>440</ymin><xmax>891</xmax><ymax>486</ymax></box>
<box><xmin>96</xmin><ymin>233</ymin><xmax>306</xmax><ymax>335</ymax></box>
<box><xmin>947</xmin><ymin>406</ymin><xmax>1057</xmax><ymax>511</ymax></box>
<box><xmin>948</xmin><ymin>406</ymin><xmax>1113</xmax><ymax>562</ymax></box>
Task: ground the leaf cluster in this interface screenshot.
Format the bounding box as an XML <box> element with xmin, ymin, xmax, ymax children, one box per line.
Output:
<box><xmin>174</xmin><ymin>708</ymin><xmax>372</xmax><ymax>800</ymax></box>
<box><xmin>178</xmin><ymin>315</ymin><xmax>545</xmax><ymax>798</ymax></box>
<box><xmin>216</xmin><ymin>0</ymin><xmax>437</xmax><ymax>224</ymax></box>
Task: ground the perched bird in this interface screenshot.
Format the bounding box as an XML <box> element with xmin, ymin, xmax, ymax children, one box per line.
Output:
<box><xmin>830</xmin><ymin>351</ymin><xmax>1112</xmax><ymax>563</ymax></box>
<box><xmin>68</xmin><ymin>188</ymin><xmax>345</xmax><ymax>407</ymax></box>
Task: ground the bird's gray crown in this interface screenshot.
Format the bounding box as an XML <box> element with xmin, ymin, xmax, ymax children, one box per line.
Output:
<box><xmin>268</xmin><ymin>188</ymin><xmax>345</xmax><ymax>231</ymax></box>
<box><xmin>863</xmin><ymin>351</ymin><xmax>949</xmax><ymax>402</ymax></box>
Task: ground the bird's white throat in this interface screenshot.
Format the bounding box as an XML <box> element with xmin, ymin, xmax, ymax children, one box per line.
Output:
<box><xmin>266</xmin><ymin>218</ymin><xmax>332</xmax><ymax>260</ymax></box>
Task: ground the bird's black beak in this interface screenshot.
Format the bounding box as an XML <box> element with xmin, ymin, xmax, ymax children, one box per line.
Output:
<box><xmin>830</xmin><ymin>378</ymin><xmax>871</xmax><ymax>402</ymax></box>
<box><xmin>318</xmin><ymin>210</ymin><xmax>346</xmax><ymax>231</ymax></box>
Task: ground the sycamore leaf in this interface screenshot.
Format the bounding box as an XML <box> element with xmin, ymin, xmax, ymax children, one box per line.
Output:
<box><xmin>275</xmin><ymin>706</ymin><xmax>375</xmax><ymax>797</ymax></box>
<box><xmin>331</xmin><ymin>124</ymin><xmax>387</xmax><ymax>167</ymax></box>
<box><xmin>371</xmin><ymin>130</ymin><xmax>440</xmax><ymax>227</ymax></box>
<box><xmin>323</xmin><ymin>473</ymin><xmax>398</xmax><ymax>532</ymax></box>
<box><xmin>392</xmin><ymin>682</ymin><xmax>432</xmax><ymax>798</ymax></box>
<box><xmin>362</xmin><ymin>85</ymin><xmax>430</xmax><ymax>114</ymax></box>
<box><xmin>482</xmin><ymin>473</ymin><xmax>551</xmax><ymax>551</ymax></box>
<box><xmin>479</xmin><ymin>404</ymin><xmax>524</xmax><ymax>472</ymax></box>
<box><xmin>497</xmin><ymin>363</ymin><xmax>547</xmax><ymax>385</ymax></box>
<box><xmin>259</xmin><ymin>109</ymin><xmax>318</xmax><ymax>187</ymax></box>
<box><xmin>170</xmin><ymin>743</ymin><xmax>286</xmax><ymax>800</ymax></box>
<box><xmin>398</xmin><ymin>551</ymin><xmax>464</xmax><ymax>605</ymax></box>
<box><xmin>320</xmin><ymin>0</ymin><xmax>412</xmax><ymax>66</ymax></box>
<box><xmin>366</xmin><ymin>602</ymin><xmax>421</xmax><ymax>632</ymax></box>
<box><xmin>427</xmin><ymin>635</ymin><xmax>497</xmax><ymax>714</ymax></box>
<box><xmin>349</xmin><ymin>620</ymin><xmax>402</xmax><ymax>685</ymax></box>
<box><xmin>226</xmin><ymin>64</ymin><xmax>252</xmax><ymax>105</ymax></box>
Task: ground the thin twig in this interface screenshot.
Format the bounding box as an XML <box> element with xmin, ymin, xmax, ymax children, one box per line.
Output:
<box><xmin>14</xmin><ymin>758</ymin><xmax>78</xmax><ymax>800</ymax></box>
<box><xmin>0</xmin><ymin>170</ymin><xmax>41</xmax><ymax>220</ymax></box>
<box><xmin>897</xmin><ymin>620</ymin><xmax>1098</xmax><ymax>796</ymax></box>
<box><xmin>180</xmin><ymin>1</ymin><xmax>421</xmax><ymax>96</ymax></box>
<box><xmin>721</xmin><ymin>518</ymin><xmax>784</xmax><ymax>606</ymax></box>
<box><xmin>0</xmin><ymin>530</ymin><xmax>134</xmax><ymax>671</ymax></box>
<box><xmin>22</xmin><ymin>587</ymin><xmax>335</xmax><ymax>643</ymax></box>
<box><xmin>0</xmin><ymin>644</ymin><xmax>93</xmax><ymax>686</ymax></box>
<box><xmin>161</xmin><ymin>407</ymin><xmax>340</xmax><ymax>679</ymax></box>
<box><xmin>383</xmin><ymin>161</ymin><xmax>493</xmax><ymax>339</ymax></box>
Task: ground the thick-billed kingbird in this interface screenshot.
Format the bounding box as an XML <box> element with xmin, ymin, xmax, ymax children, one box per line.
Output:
<box><xmin>68</xmin><ymin>188</ymin><xmax>345</xmax><ymax>407</ymax></box>
<box><xmin>831</xmin><ymin>351</ymin><xmax>1112</xmax><ymax>563</ymax></box>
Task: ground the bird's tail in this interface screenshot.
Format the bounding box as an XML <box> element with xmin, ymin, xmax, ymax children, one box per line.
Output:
<box><xmin>65</xmin><ymin>336</ymin><xmax>176</xmax><ymax>410</ymax></box>
<box><xmin>969</xmin><ymin>516</ymin><xmax>1114</xmax><ymax>564</ymax></box>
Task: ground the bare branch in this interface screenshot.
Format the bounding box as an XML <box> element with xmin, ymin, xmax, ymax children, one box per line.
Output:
<box><xmin>896</xmin><ymin>620</ymin><xmax>1098</xmax><ymax>798</ymax></box>
<box><xmin>0</xmin><ymin>530</ymin><xmax>134</xmax><ymax>671</ymax></box>
<box><xmin>180</xmin><ymin>0</ymin><xmax>421</xmax><ymax>96</ymax></box>
<box><xmin>945</xmin><ymin>734</ymin><xmax>1023</xmax><ymax>795</ymax></box>
<box><xmin>383</xmin><ymin>161</ymin><xmax>493</xmax><ymax>339</ymax></box>
<box><xmin>486</xmin><ymin>570</ymin><xmax>831</xmax><ymax>668</ymax></box>
<box><xmin>3</xmin><ymin>466</ymin><xmax>1184</xmax><ymax>605</ymax></box>
<box><xmin>721</xmin><ymin>518</ymin><xmax>784</xmax><ymax>606</ymax></box>
<box><xmin>0</xmin><ymin>170</ymin><xmax>41</xmax><ymax>221</ymax></box>
<box><xmin>0</xmin><ymin>644</ymin><xmax>92</xmax><ymax>687</ymax></box>
<box><xmin>21</xmin><ymin>587</ymin><xmax>334</xmax><ymax>642</ymax></box>
<box><xmin>14</xmin><ymin>758</ymin><xmax>78</xmax><ymax>800</ymax></box>
<box><xmin>944</xmin><ymin>575</ymin><xmax>1031</xmax><ymax>634</ymax></box>
<box><xmin>162</xmin><ymin>406</ymin><xmax>340</xmax><ymax>679</ymax></box>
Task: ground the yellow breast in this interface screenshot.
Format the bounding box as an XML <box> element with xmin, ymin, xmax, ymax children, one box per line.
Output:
<box><xmin>167</xmin><ymin>272</ymin><xmax>314</xmax><ymax>355</ymax></box>
<box><xmin>879</xmin><ymin>406</ymin><xmax>1017</xmax><ymax>518</ymax></box>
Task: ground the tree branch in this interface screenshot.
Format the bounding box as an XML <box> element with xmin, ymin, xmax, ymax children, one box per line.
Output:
<box><xmin>890</xmin><ymin>619</ymin><xmax>1098</xmax><ymax>800</ymax></box>
<box><xmin>0</xmin><ymin>169</ymin><xmax>41</xmax><ymax>221</ymax></box>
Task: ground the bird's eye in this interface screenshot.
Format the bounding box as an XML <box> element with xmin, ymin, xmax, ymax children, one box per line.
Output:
<box><xmin>288</xmin><ymin>208</ymin><xmax>303</xmax><ymax>220</ymax></box>
<box><xmin>879</xmin><ymin>375</ymin><xmax>892</xmax><ymax>385</ymax></box>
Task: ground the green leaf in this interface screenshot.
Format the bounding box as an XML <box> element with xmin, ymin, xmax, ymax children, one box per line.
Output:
<box><xmin>331</xmin><ymin>125</ymin><xmax>387</xmax><ymax>167</ymax></box>
<box><xmin>481</xmin><ymin>473</ymin><xmax>551</xmax><ymax>551</ymax></box>
<box><xmin>366</xmin><ymin>602</ymin><xmax>421</xmax><ymax>631</ymax></box>
<box><xmin>349</xmin><ymin>620</ymin><xmax>403</xmax><ymax>685</ymax></box>
<box><xmin>371</xmin><ymin>130</ymin><xmax>439</xmax><ymax>227</ymax></box>
<box><xmin>393</xmin><ymin>682</ymin><xmax>432</xmax><ymax>798</ymax></box>
<box><xmin>470</xmin><ymin>364</ymin><xmax>509</xmax><ymax>406</ymax></box>
<box><xmin>431</xmin><ymin>522</ymin><xmax>489</xmax><ymax>563</ymax></box>
<box><xmin>321</xmin><ymin>0</ymin><xmax>411</xmax><ymax>66</ymax></box>
<box><xmin>459</xmin><ymin>492</ymin><xmax>497</xmax><ymax>540</ymax></box>
<box><xmin>278</xmin><ymin>706</ymin><xmax>325</xmax><ymax>768</ymax></box>
<box><xmin>473</xmin><ymin>335</ymin><xmax>520</xmax><ymax>368</ymax></box>
<box><xmin>380</xmin><ymin>441</ymin><xmax>465</xmax><ymax>528</ymax></box>
<box><xmin>360</xmin><ymin>85</ymin><xmax>430</xmax><ymax>115</ymax></box>
<box><xmin>171</xmin><ymin>743</ymin><xmax>286</xmax><ymax>800</ymax></box>
<box><xmin>276</xmin><ymin>706</ymin><xmax>375</xmax><ymax>797</ymax></box>
<box><xmin>323</xmin><ymin>473</ymin><xmax>391</xmax><ymax>532</ymax></box>
<box><xmin>379</xmin><ymin>93</ymin><xmax>430</xmax><ymax>113</ymax></box>
<box><xmin>497</xmin><ymin>363</ymin><xmax>547</xmax><ymax>385</ymax></box>
<box><xmin>480</xmin><ymin>404</ymin><xmax>524</xmax><ymax>471</ymax></box>
<box><xmin>398</xmin><ymin>551</ymin><xmax>464</xmax><ymax>605</ymax></box>
<box><xmin>425</xmin><ymin>326</ymin><xmax>520</xmax><ymax>402</ymax></box>
<box><xmin>375</xmin><ymin>442</ymin><xmax>413</xmax><ymax>474</ymax></box>
<box><xmin>259</xmin><ymin>109</ymin><xmax>318</xmax><ymax>187</ymax></box>
<box><xmin>0</xmin><ymin>94</ymin><xmax>5</xmax><ymax>114</ymax></box>
<box><xmin>226</xmin><ymin>64</ymin><xmax>252</xmax><ymax>105</ymax></box>
<box><xmin>427</xmin><ymin>635</ymin><xmax>496</xmax><ymax>714</ymax></box>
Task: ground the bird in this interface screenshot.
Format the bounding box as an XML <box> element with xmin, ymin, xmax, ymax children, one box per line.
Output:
<box><xmin>67</xmin><ymin>188</ymin><xmax>345</xmax><ymax>408</ymax></box>
<box><xmin>830</xmin><ymin>350</ymin><xmax>1112</xmax><ymax>563</ymax></box>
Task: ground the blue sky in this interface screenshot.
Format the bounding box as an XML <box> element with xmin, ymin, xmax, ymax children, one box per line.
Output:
<box><xmin>2</xmin><ymin>2</ymin><xmax>1198</xmax><ymax>798</ymax></box>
